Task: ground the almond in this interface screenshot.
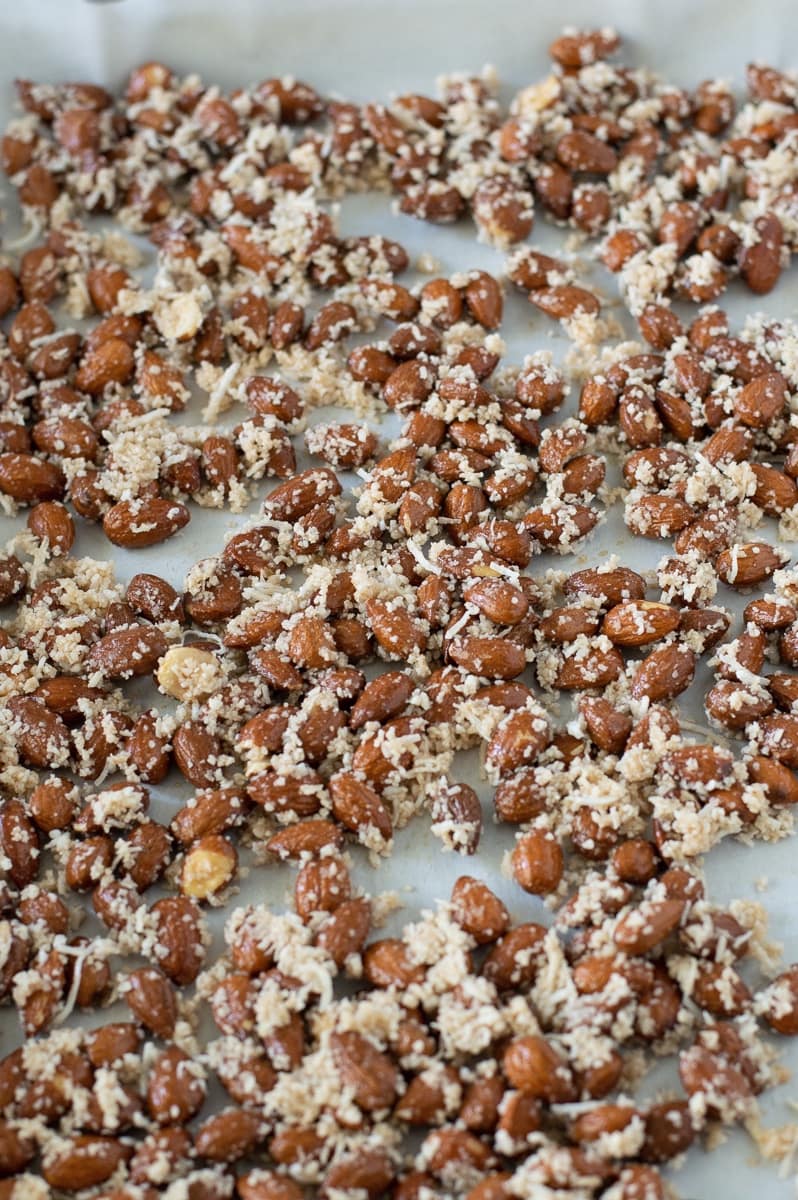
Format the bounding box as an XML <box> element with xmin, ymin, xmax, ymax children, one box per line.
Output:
<box><xmin>330</xmin><ymin>1030</ymin><xmax>399</xmax><ymax>1112</ymax></box>
<box><xmin>463</xmin><ymin>578</ymin><xmax>529</xmax><ymax>625</ymax></box>
<box><xmin>614</xmin><ymin>899</ymin><xmax>684</xmax><ymax>955</ymax></box>
<box><xmin>485</xmin><ymin>709</ymin><xmax>550</xmax><ymax>777</ymax></box>
<box><xmin>365</xmin><ymin>598</ymin><xmax>425</xmax><ymax>658</ymax></box>
<box><xmin>630</xmin><ymin>644</ymin><xmax>695</xmax><ymax>702</ymax></box>
<box><xmin>529</xmin><ymin>284</ymin><xmax>600</xmax><ymax>318</ymax></box>
<box><xmin>449</xmin><ymin>636</ymin><xmax>526</xmax><ymax>679</ymax></box>
<box><xmin>482</xmin><ymin>922</ymin><xmax>546</xmax><ymax>991</ymax></box>
<box><xmin>151</xmin><ymin>895</ymin><xmax>205</xmax><ymax>985</ymax></box>
<box><xmin>715</xmin><ymin>541</ymin><xmax>786</xmax><ymax>587</ymax></box>
<box><xmin>42</xmin><ymin>1135</ymin><xmax>131</xmax><ymax>1190</ymax></box>
<box><xmin>502</xmin><ymin>1035</ymin><xmax>574</xmax><ymax>1101</ymax></box>
<box><xmin>740</xmin><ymin>213</ymin><xmax>783</xmax><ymax>295</ymax></box>
<box><xmin>564</xmin><ymin>567</ymin><xmax>646</xmax><ymax>606</ymax></box>
<box><xmin>267</xmin><ymin>819</ymin><xmax>344</xmax><ymax>860</ymax></box>
<box><xmin>329</xmin><ymin>772</ymin><xmax>392</xmax><ymax>846</ymax></box>
<box><xmin>315</xmin><ymin>896</ymin><xmax>371</xmax><ymax>967</ymax></box>
<box><xmin>580</xmin><ymin>696</ymin><xmax>633</xmax><ymax>754</ymax></box>
<box><xmin>555</xmin><ymin>644</ymin><xmax>624</xmax><ymax>690</ymax></box>
<box><xmin>87</xmin><ymin>624</ymin><xmax>168</xmax><ymax>680</ymax></box>
<box><xmin>450</xmin><ymin>876</ymin><xmax>509</xmax><ymax>944</ymax></box>
<box><xmin>125</xmin><ymin>965</ymin><xmax>177</xmax><ymax>1039</ymax></box>
<box><xmin>511</xmin><ymin>830</ymin><xmax>563</xmax><ymax>894</ymax></box>
<box><xmin>349</xmin><ymin>671</ymin><xmax>414</xmax><ymax>730</ymax></box>
<box><xmin>8</xmin><ymin>695</ymin><xmax>70</xmax><ymax>770</ymax></box>
<box><xmin>602</xmin><ymin>600</ymin><xmax>680</xmax><ymax>646</ymax></box>
<box><xmin>625</xmin><ymin>495</ymin><xmax>695</xmax><ymax>538</ymax></box>
<box><xmin>103</xmin><ymin>496</ymin><xmax>190</xmax><ymax>548</ymax></box>
<box><xmin>734</xmin><ymin>370</ymin><xmax>787</xmax><ymax>428</ymax></box>
<box><xmin>0</xmin><ymin>452</ymin><xmax>65</xmax><ymax>503</ymax></box>
<box><xmin>263</xmin><ymin>467</ymin><xmax>341</xmax><ymax>520</ymax></box>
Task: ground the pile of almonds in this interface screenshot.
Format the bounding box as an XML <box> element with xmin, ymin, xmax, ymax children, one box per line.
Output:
<box><xmin>3</xmin><ymin>27</ymin><xmax>798</xmax><ymax>1200</ymax></box>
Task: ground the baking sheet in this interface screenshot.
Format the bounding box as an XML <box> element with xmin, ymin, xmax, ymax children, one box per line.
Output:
<box><xmin>3</xmin><ymin>0</ymin><xmax>798</xmax><ymax>1194</ymax></box>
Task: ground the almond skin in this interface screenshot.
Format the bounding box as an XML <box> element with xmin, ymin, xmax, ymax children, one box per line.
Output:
<box><xmin>602</xmin><ymin>600</ymin><xmax>680</xmax><ymax>646</ymax></box>
<box><xmin>103</xmin><ymin>497</ymin><xmax>190</xmax><ymax>548</ymax></box>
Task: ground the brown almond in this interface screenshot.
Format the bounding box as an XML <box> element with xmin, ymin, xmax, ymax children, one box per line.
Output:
<box><xmin>331</xmin><ymin>1030</ymin><xmax>399</xmax><ymax>1112</ymax></box>
<box><xmin>103</xmin><ymin>496</ymin><xmax>190</xmax><ymax>548</ymax></box>
<box><xmin>87</xmin><ymin>625</ymin><xmax>168</xmax><ymax>679</ymax></box>
<box><xmin>329</xmin><ymin>772</ymin><xmax>392</xmax><ymax>845</ymax></box>
<box><xmin>716</xmin><ymin>541</ymin><xmax>786</xmax><ymax>587</ymax></box>
<box><xmin>449</xmin><ymin>636</ymin><xmax>526</xmax><ymax>680</ymax></box>
<box><xmin>630</xmin><ymin>645</ymin><xmax>695</xmax><ymax>702</ymax></box>
<box><xmin>602</xmin><ymin>600</ymin><xmax>680</xmax><ymax>646</ymax></box>
<box><xmin>614</xmin><ymin>899</ymin><xmax>685</xmax><ymax>955</ymax></box>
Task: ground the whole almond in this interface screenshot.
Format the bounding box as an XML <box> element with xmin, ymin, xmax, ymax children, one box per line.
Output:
<box><xmin>716</xmin><ymin>541</ymin><xmax>786</xmax><ymax>587</ymax></box>
<box><xmin>194</xmin><ymin>1108</ymin><xmax>262</xmax><ymax>1163</ymax></box>
<box><xmin>602</xmin><ymin>600</ymin><xmax>680</xmax><ymax>646</ymax></box>
<box><xmin>734</xmin><ymin>371</ymin><xmax>787</xmax><ymax>428</ymax></box>
<box><xmin>463</xmin><ymin>270</ymin><xmax>503</xmax><ymax>329</ymax></box>
<box><xmin>530</xmin><ymin>284</ymin><xmax>600</xmax><ymax>319</ymax></box>
<box><xmin>263</xmin><ymin>467</ymin><xmax>341</xmax><ymax>520</ymax></box>
<box><xmin>450</xmin><ymin>875</ymin><xmax>510</xmax><ymax>944</ymax></box>
<box><xmin>329</xmin><ymin>772</ymin><xmax>392</xmax><ymax>845</ymax></box>
<box><xmin>482</xmin><ymin>922</ymin><xmax>546</xmax><ymax>990</ymax></box>
<box><xmin>147</xmin><ymin>1045</ymin><xmax>206</xmax><ymax>1123</ymax></box>
<box><xmin>631</xmin><ymin>644</ymin><xmax>695</xmax><ymax>702</ymax></box>
<box><xmin>740</xmin><ymin>213</ymin><xmax>782</xmax><ymax>294</ymax></box>
<box><xmin>555</xmin><ymin>644</ymin><xmax>624</xmax><ymax>690</ymax></box>
<box><xmin>87</xmin><ymin>625</ymin><xmax>168</xmax><ymax>679</ymax></box>
<box><xmin>564</xmin><ymin>567</ymin><xmax>646</xmax><ymax>606</ymax></box>
<box><xmin>511</xmin><ymin>830</ymin><xmax>563</xmax><ymax>894</ymax></box>
<box><xmin>330</xmin><ymin>1030</ymin><xmax>399</xmax><ymax>1112</ymax></box>
<box><xmin>103</xmin><ymin>496</ymin><xmax>190</xmax><ymax>548</ymax></box>
<box><xmin>151</xmin><ymin>896</ymin><xmax>205</xmax><ymax>985</ymax></box>
<box><xmin>0</xmin><ymin>452</ymin><xmax>65</xmax><ymax>503</ymax></box>
<box><xmin>502</xmin><ymin>1035</ymin><xmax>574</xmax><ymax>1101</ymax></box>
<box><xmin>75</xmin><ymin>337</ymin><xmax>135</xmax><ymax>394</ymax></box>
<box><xmin>556</xmin><ymin>129</ymin><xmax>617</xmax><ymax>173</ymax></box>
<box><xmin>463</xmin><ymin>579</ymin><xmax>529</xmax><ymax>625</ymax></box>
<box><xmin>626</xmin><ymin>495</ymin><xmax>695</xmax><ymax>539</ymax></box>
<box><xmin>8</xmin><ymin>695</ymin><xmax>70</xmax><ymax>770</ymax></box>
<box><xmin>0</xmin><ymin>798</ymin><xmax>40</xmax><ymax>887</ymax></box>
<box><xmin>365</xmin><ymin>598</ymin><xmax>425</xmax><ymax>658</ymax></box>
<box><xmin>485</xmin><ymin>709</ymin><xmax>550</xmax><ymax>777</ymax></box>
<box><xmin>42</xmin><ymin>1135</ymin><xmax>131</xmax><ymax>1190</ymax></box>
<box><xmin>580</xmin><ymin>696</ymin><xmax>633</xmax><ymax>754</ymax></box>
<box><xmin>614</xmin><ymin>899</ymin><xmax>685</xmax><ymax>955</ymax></box>
<box><xmin>449</xmin><ymin>636</ymin><xmax>526</xmax><ymax>680</ymax></box>
<box><xmin>125</xmin><ymin>965</ymin><xmax>178</xmax><ymax>1038</ymax></box>
<box><xmin>315</xmin><ymin>897</ymin><xmax>372</xmax><ymax>967</ymax></box>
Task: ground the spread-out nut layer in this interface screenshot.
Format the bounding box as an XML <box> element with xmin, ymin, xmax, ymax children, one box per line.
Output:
<box><xmin>2</xmin><ymin>27</ymin><xmax>798</xmax><ymax>1200</ymax></box>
